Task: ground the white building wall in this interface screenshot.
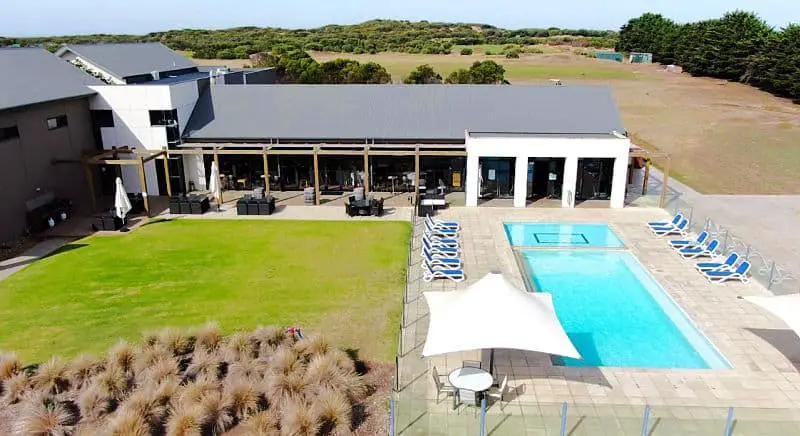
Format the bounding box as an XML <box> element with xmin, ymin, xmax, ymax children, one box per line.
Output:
<box><xmin>168</xmin><ymin>81</ymin><xmax>201</xmax><ymax>135</ymax></box>
<box><xmin>465</xmin><ymin>135</ymin><xmax>630</xmax><ymax>208</ymax></box>
<box><xmin>183</xmin><ymin>155</ymin><xmax>207</xmax><ymax>191</ymax></box>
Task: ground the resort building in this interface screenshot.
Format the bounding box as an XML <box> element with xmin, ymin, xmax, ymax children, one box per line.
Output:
<box><xmin>1</xmin><ymin>42</ymin><xmax>638</xmax><ymax>240</ymax></box>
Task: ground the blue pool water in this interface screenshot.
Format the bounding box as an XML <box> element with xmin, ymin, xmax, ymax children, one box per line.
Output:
<box><xmin>519</xmin><ymin>250</ymin><xmax>730</xmax><ymax>369</ymax></box>
<box><xmin>505</xmin><ymin>223</ymin><xmax>624</xmax><ymax>248</ymax></box>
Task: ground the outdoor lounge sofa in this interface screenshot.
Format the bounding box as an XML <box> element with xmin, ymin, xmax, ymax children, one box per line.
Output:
<box><xmin>695</xmin><ymin>252</ymin><xmax>740</xmax><ymax>272</ymax></box>
<box><xmin>703</xmin><ymin>261</ymin><xmax>751</xmax><ymax>284</ymax></box>
<box><xmin>422</xmin><ymin>247</ymin><xmax>462</xmax><ymax>269</ymax></box>
<box><xmin>236</xmin><ymin>195</ymin><xmax>276</xmax><ymax>216</ymax></box>
<box><xmin>670</xmin><ymin>232</ymin><xmax>709</xmax><ymax>250</ymax></box>
<box><xmin>651</xmin><ymin>218</ymin><xmax>688</xmax><ymax>237</ymax></box>
<box><xmin>422</xmin><ymin>260</ymin><xmax>465</xmax><ymax>282</ymax></box>
<box><xmin>648</xmin><ymin>214</ymin><xmax>682</xmax><ymax>229</ymax></box>
<box><xmin>677</xmin><ymin>239</ymin><xmax>720</xmax><ymax>259</ymax></box>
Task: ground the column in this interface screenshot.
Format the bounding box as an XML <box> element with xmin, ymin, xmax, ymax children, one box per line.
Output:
<box><xmin>465</xmin><ymin>153</ymin><xmax>480</xmax><ymax>207</ymax></box>
<box><xmin>513</xmin><ymin>156</ymin><xmax>529</xmax><ymax>208</ymax></box>
<box><xmin>561</xmin><ymin>156</ymin><xmax>578</xmax><ymax>208</ymax></box>
<box><xmin>609</xmin><ymin>156</ymin><xmax>629</xmax><ymax>208</ymax></box>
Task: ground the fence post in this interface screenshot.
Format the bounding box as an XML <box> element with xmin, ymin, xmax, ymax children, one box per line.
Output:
<box><xmin>394</xmin><ymin>357</ymin><xmax>400</xmax><ymax>392</ymax></box>
<box><xmin>704</xmin><ymin>217</ymin><xmax>710</xmax><ymax>232</ymax></box>
<box><xmin>687</xmin><ymin>207</ymin><xmax>694</xmax><ymax>229</ymax></box>
<box><xmin>744</xmin><ymin>245</ymin><xmax>751</xmax><ymax>261</ymax></box>
<box><xmin>389</xmin><ymin>384</ymin><xmax>396</xmax><ymax>436</ymax></box>
<box><xmin>721</xmin><ymin>230</ymin><xmax>729</xmax><ymax>253</ymax></box>
<box><xmin>479</xmin><ymin>397</ymin><xmax>487</xmax><ymax>436</ymax></box>
<box><xmin>768</xmin><ymin>262</ymin><xmax>776</xmax><ymax>290</ymax></box>
<box><xmin>560</xmin><ymin>402</ymin><xmax>568</xmax><ymax>436</ymax></box>
<box><xmin>641</xmin><ymin>405</ymin><xmax>651</xmax><ymax>436</ymax></box>
<box><xmin>723</xmin><ymin>407</ymin><xmax>734</xmax><ymax>436</ymax></box>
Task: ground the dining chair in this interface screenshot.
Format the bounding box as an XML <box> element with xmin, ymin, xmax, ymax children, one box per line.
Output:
<box><xmin>431</xmin><ymin>366</ymin><xmax>456</xmax><ymax>405</ymax></box>
<box><xmin>485</xmin><ymin>374</ymin><xmax>509</xmax><ymax>410</ymax></box>
<box><xmin>462</xmin><ymin>360</ymin><xmax>482</xmax><ymax>369</ymax></box>
<box><xmin>456</xmin><ymin>388</ymin><xmax>481</xmax><ymax>415</ymax></box>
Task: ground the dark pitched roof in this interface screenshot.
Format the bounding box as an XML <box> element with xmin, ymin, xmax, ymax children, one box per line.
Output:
<box><xmin>55</xmin><ymin>42</ymin><xmax>196</xmax><ymax>81</ymax></box>
<box><xmin>183</xmin><ymin>84</ymin><xmax>625</xmax><ymax>142</ymax></box>
<box><xmin>0</xmin><ymin>48</ymin><xmax>100</xmax><ymax>112</ymax></box>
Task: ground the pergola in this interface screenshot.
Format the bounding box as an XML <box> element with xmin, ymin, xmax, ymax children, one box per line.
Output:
<box><xmin>629</xmin><ymin>146</ymin><xmax>672</xmax><ymax>208</ymax></box>
<box><xmin>82</xmin><ymin>142</ymin><xmax>468</xmax><ymax>213</ymax></box>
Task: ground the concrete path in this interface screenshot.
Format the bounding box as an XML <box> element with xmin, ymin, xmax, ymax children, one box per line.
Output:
<box><xmin>0</xmin><ymin>238</ymin><xmax>72</xmax><ymax>282</ymax></box>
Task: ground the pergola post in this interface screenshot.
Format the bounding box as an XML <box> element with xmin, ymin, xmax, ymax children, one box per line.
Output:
<box><xmin>414</xmin><ymin>146</ymin><xmax>420</xmax><ymax>204</ymax></box>
<box><xmin>137</xmin><ymin>156</ymin><xmax>150</xmax><ymax>217</ymax></box>
<box><xmin>363</xmin><ymin>144</ymin><xmax>370</xmax><ymax>195</ymax></box>
<box><xmin>83</xmin><ymin>163</ymin><xmax>97</xmax><ymax>212</ymax></box>
<box><xmin>659</xmin><ymin>157</ymin><xmax>671</xmax><ymax>208</ymax></box>
<box><xmin>642</xmin><ymin>159</ymin><xmax>651</xmax><ymax>195</ymax></box>
<box><xmin>313</xmin><ymin>147</ymin><xmax>320</xmax><ymax>205</ymax></box>
<box><xmin>213</xmin><ymin>150</ymin><xmax>223</xmax><ymax>205</ymax></box>
<box><xmin>262</xmin><ymin>147</ymin><xmax>270</xmax><ymax>195</ymax></box>
<box><xmin>161</xmin><ymin>150</ymin><xmax>172</xmax><ymax>197</ymax></box>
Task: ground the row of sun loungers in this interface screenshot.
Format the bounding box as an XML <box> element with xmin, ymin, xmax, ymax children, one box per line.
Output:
<box><xmin>421</xmin><ymin>215</ymin><xmax>465</xmax><ymax>282</ymax></box>
<box><xmin>649</xmin><ymin>214</ymin><xmax>751</xmax><ymax>284</ymax></box>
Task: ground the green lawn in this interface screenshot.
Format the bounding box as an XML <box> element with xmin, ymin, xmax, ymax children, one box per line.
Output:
<box><xmin>0</xmin><ymin>219</ymin><xmax>410</xmax><ymax>363</ymax></box>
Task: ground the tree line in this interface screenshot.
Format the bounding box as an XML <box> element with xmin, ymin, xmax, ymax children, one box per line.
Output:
<box><xmin>616</xmin><ymin>12</ymin><xmax>800</xmax><ymax>101</ymax></box>
<box><xmin>1</xmin><ymin>19</ymin><xmax>617</xmax><ymax>59</ymax></box>
<box><xmin>403</xmin><ymin>62</ymin><xmax>508</xmax><ymax>84</ymax></box>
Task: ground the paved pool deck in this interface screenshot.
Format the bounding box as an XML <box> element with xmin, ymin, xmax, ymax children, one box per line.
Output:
<box><xmin>396</xmin><ymin>207</ymin><xmax>800</xmax><ymax>435</ymax></box>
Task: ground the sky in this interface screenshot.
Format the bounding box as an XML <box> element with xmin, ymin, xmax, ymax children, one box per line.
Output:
<box><xmin>1</xmin><ymin>0</ymin><xmax>798</xmax><ymax>36</ymax></box>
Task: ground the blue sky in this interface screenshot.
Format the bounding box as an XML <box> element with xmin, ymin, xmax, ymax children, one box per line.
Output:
<box><xmin>2</xmin><ymin>0</ymin><xmax>797</xmax><ymax>36</ymax></box>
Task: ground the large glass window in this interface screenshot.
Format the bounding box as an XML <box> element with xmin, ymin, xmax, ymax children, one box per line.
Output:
<box><xmin>149</xmin><ymin>109</ymin><xmax>178</xmax><ymax>126</ymax></box>
<box><xmin>91</xmin><ymin>110</ymin><xmax>114</xmax><ymax>127</ymax></box>
<box><xmin>46</xmin><ymin>115</ymin><xmax>68</xmax><ymax>130</ymax></box>
<box><xmin>0</xmin><ymin>125</ymin><xmax>19</xmax><ymax>142</ymax></box>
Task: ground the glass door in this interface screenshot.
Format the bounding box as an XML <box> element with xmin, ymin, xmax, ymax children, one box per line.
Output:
<box><xmin>479</xmin><ymin>158</ymin><xmax>515</xmax><ymax>199</ymax></box>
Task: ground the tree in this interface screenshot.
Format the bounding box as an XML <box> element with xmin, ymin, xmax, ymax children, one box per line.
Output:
<box><xmin>403</xmin><ymin>64</ymin><xmax>443</xmax><ymax>84</ymax></box>
<box><xmin>504</xmin><ymin>48</ymin><xmax>520</xmax><ymax>58</ymax></box>
<box><xmin>460</xmin><ymin>48</ymin><xmax>473</xmax><ymax>55</ymax></box>
<box><xmin>616</xmin><ymin>13</ymin><xmax>679</xmax><ymax>62</ymax></box>
<box><xmin>445</xmin><ymin>60</ymin><xmax>507</xmax><ymax>84</ymax></box>
<box><xmin>749</xmin><ymin>24</ymin><xmax>800</xmax><ymax>100</ymax></box>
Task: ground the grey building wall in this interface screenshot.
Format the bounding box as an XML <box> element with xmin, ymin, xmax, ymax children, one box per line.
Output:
<box><xmin>0</xmin><ymin>98</ymin><xmax>96</xmax><ymax>241</ymax></box>
<box><xmin>244</xmin><ymin>69</ymin><xmax>276</xmax><ymax>84</ymax></box>
<box><xmin>223</xmin><ymin>71</ymin><xmax>245</xmax><ymax>85</ymax></box>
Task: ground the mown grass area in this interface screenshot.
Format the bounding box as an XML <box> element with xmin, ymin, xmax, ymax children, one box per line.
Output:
<box><xmin>0</xmin><ymin>219</ymin><xmax>410</xmax><ymax>363</ymax></box>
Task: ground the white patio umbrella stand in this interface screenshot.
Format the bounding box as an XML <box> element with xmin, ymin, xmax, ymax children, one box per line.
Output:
<box><xmin>209</xmin><ymin>161</ymin><xmax>223</xmax><ymax>211</ymax></box>
<box><xmin>114</xmin><ymin>177</ymin><xmax>132</xmax><ymax>226</ymax></box>
<box><xmin>422</xmin><ymin>271</ymin><xmax>581</xmax><ymax>374</ymax></box>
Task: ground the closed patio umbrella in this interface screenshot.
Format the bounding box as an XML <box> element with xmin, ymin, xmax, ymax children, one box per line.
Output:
<box><xmin>209</xmin><ymin>161</ymin><xmax>222</xmax><ymax>208</ymax></box>
<box><xmin>114</xmin><ymin>177</ymin><xmax>132</xmax><ymax>219</ymax></box>
<box><xmin>745</xmin><ymin>294</ymin><xmax>800</xmax><ymax>339</ymax></box>
<box><xmin>423</xmin><ymin>272</ymin><xmax>580</xmax><ymax>374</ymax></box>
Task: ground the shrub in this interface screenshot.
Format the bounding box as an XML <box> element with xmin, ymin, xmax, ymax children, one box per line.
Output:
<box><xmin>94</xmin><ymin>364</ymin><xmax>131</xmax><ymax>400</ymax></box>
<box><xmin>228</xmin><ymin>358</ymin><xmax>267</xmax><ymax>382</ymax></box>
<box><xmin>32</xmin><ymin>357</ymin><xmax>70</xmax><ymax>395</ymax></box>
<box><xmin>0</xmin><ymin>352</ymin><xmax>22</xmax><ymax>380</ymax></box>
<box><xmin>134</xmin><ymin>344</ymin><xmax>173</xmax><ymax>375</ymax></box>
<box><xmin>266</xmin><ymin>372</ymin><xmax>308</xmax><ymax>407</ymax></box>
<box><xmin>165</xmin><ymin>403</ymin><xmax>203</xmax><ymax>436</ymax></box>
<box><xmin>77</xmin><ymin>383</ymin><xmax>113</xmax><ymax>421</ymax></box>
<box><xmin>224</xmin><ymin>332</ymin><xmax>257</xmax><ymax>362</ymax></box>
<box><xmin>223</xmin><ymin>378</ymin><xmax>261</xmax><ymax>420</ymax></box>
<box><xmin>107</xmin><ymin>408</ymin><xmax>150</xmax><ymax>436</ymax></box>
<box><xmin>14</xmin><ymin>401</ymin><xmax>74</xmax><ymax>436</ymax></box>
<box><xmin>194</xmin><ymin>322</ymin><xmax>222</xmax><ymax>352</ymax></box>
<box><xmin>250</xmin><ymin>325</ymin><xmax>287</xmax><ymax>353</ymax></box>
<box><xmin>136</xmin><ymin>357</ymin><xmax>179</xmax><ymax>386</ymax></box>
<box><xmin>241</xmin><ymin>410</ymin><xmax>279</xmax><ymax>435</ymax></box>
<box><xmin>156</xmin><ymin>328</ymin><xmax>195</xmax><ymax>356</ymax></box>
<box><xmin>460</xmin><ymin>48</ymin><xmax>473</xmax><ymax>55</ymax></box>
<box><xmin>293</xmin><ymin>335</ymin><xmax>330</xmax><ymax>360</ymax></box>
<box><xmin>108</xmin><ymin>341</ymin><xmax>136</xmax><ymax>374</ymax></box>
<box><xmin>198</xmin><ymin>391</ymin><xmax>233</xmax><ymax>434</ymax></box>
<box><xmin>177</xmin><ymin>376</ymin><xmax>219</xmax><ymax>406</ymax></box>
<box><xmin>185</xmin><ymin>349</ymin><xmax>222</xmax><ymax>380</ymax></box>
<box><xmin>280</xmin><ymin>400</ymin><xmax>320</xmax><ymax>436</ymax></box>
<box><xmin>119</xmin><ymin>388</ymin><xmax>166</xmax><ymax>428</ymax></box>
<box><xmin>2</xmin><ymin>373</ymin><xmax>30</xmax><ymax>404</ymax></box>
<box><xmin>269</xmin><ymin>347</ymin><xmax>302</xmax><ymax>376</ymax></box>
<box><xmin>68</xmin><ymin>354</ymin><xmax>104</xmax><ymax>389</ymax></box>
<box><xmin>485</xmin><ymin>50</ymin><xmax>496</xmax><ymax>55</ymax></box>
<box><xmin>504</xmin><ymin>49</ymin><xmax>520</xmax><ymax>58</ymax></box>
<box><xmin>312</xmin><ymin>389</ymin><xmax>351</xmax><ymax>435</ymax></box>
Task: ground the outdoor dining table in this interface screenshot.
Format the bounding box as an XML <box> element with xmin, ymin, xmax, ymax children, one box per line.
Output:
<box><xmin>448</xmin><ymin>366</ymin><xmax>493</xmax><ymax>392</ymax></box>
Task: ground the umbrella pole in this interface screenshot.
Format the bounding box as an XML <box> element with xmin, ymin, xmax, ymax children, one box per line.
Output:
<box><xmin>489</xmin><ymin>349</ymin><xmax>494</xmax><ymax>376</ymax></box>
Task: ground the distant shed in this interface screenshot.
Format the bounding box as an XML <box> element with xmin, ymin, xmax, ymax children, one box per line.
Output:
<box><xmin>595</xmin><ymin>52</ymin><xmax>624</xmax><ymax>63</ymax></box>
<box><xmin>630</xmin><ymin>52</ymin><xmax>653</xmax><ymax>64</ymax></box>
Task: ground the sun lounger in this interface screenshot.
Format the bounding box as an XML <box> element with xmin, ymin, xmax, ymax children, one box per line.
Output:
<box><xmin>422</xmin><ymin>260</ymin><xmax>465</xmax><ymax>282</ymax></box>
<box><xmin>648</xmin><ymin>214</ymin><xmax>682</xmax><ymax>229</ymax></box>
<box><xmin>422</xmin><ymin>238</ymin><xmax>459</xmax><ymax>258</ymax></box>
<box><xmin>422</xmin><ymin>247</ymin><xmax>462</xmax><ymax>269</ymax></box>
<box><xmin>704</xmin><ymin>261</ymin><xmax>751</xmax><ymax>284</ymax></box>
<box><xmin>678</xmin><ymin>239</ymin><xmax>719</xmax><ymax>259</ymax></box>
<box><xmin>422</xmin><ymin>233</ymin><xmax>459</xmax><ymax>249</ymax></box>
<box><xmin>651</xmin><ymin>219</ymin><xmax>688</xmax><ymax>237</ymax></box>
<box><xmin>425</xmin><ymin>215</ymin><xmax>460</xmax><ymax>231</ymax></box>
<box><xmin>695</xmin><ymin>252</ymin><xmax>739</xmax><ymax>272</ymax></box>
<box><xmin>670</xmin><ymin>231</ymin><xmax>709</xmax><ymax>249</ymax></box>
<box><xmin>424</xmin><ymin>220</ymin><xmax>458</xmax><ymax>238</ymax></box>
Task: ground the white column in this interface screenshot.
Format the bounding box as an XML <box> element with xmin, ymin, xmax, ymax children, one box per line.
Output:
<box><xmin>465</xmin><ymin>153</ymin><xmax>480</xmax><ymax>207</ymax></box>
<box><xmin>609</xmin><ymin>156</ymin><xmax>629</xmax><ymax>208</ymax></box>
<box><xmin>513</xmin><ymin>156</ymin><xmax>528</xmax><ymax>208</ymax></box>
<box><xmin>561</xmin><ymin>156</ymin><xmax>578</xmax><ymax>208</ymax></box>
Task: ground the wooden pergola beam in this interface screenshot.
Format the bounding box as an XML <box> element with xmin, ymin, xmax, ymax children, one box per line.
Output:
<box><xmin>262</xmin><ymin>147</ymin><xmax>270</xmax><ymax>195</ymax></box>
<box><xmin>136</xmin><ymin>156</ymin><xmax>150</xmax><ymax>216</ymax></box>
<box><xmin>642</xmin><ymin>159</ymin><xmax>651</xmax><ymax>195</ymax></box>
<box><xmin>313</xmin><ymin>147</ymin><xmax>320</xmax><ymax>205</ymax></box>
<box><xmin>414</xmin><ymin>146</ymin><xmax>420</xmax><ymax>204</ymax></box>
<box><xmin>363</xmin><ymin>143</ymin><xmax>370</xmax><ymax>195</ymax></box>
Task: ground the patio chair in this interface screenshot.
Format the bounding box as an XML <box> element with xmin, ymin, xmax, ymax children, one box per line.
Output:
<box><xmin>704</xmin><ymin>261</ymin><xmax>751</xmax><ymax>284</ymax></box>
<box><xmin>669</xmin><ymin>231</ymin><xmax>709</xmax><ymax>250</ymax></box>
<box><xmin>485</xmin><ymin>375</ymin><xmax>509</xmax><ymax>410</ymax></box>
<box><xmin>651</xmin><ymin>218</ymin><xmax>688</xmax><ymax>237</ymax></box>
<box><xmin>421</xmin><ymin>238</ymin><xmax>459</xmax><ymax>258</ymax></box>
<box><xmin>422</xmin><ymin>233</ymin><xmax>459</xmax><ymax>249</ymax></box>
<box><xmin>432</xmin><ymin>366</ymin><xmax>456</xmax><ymax>404</ymax></box>
<box><xmin>422</xmin><ymin>247</ymin><xmax>462</xmax><ymax>269</ymax></box>
<box><xmin>677</xmin><ymin>239</ymin><xmax>719</xmax><ymax>259</ymax></box>
<box><xmin>695</xmin><ymin>252</ymin><xmax>740</xmax><ymax>272</ymax></box>
<box><xmin>424</xmin><ymin>220</ymin><xmax>458</xmax><ymax>239</ymax></box>
<box><xmin>422</xmin><ymin>260</ymin><xmax>465</xmax><ymax>282</ymax></box>
<box><xmin>648</xmin><ymin>214</ymin><xmax>682</xmax><ymax>229</ymax></box>
<box><xmin>425</xmin><ymin>214</ymin><xmax>460</xmax><ymax>231</ymax></box>
<box><xmin>456</xmin><ymin>388</ymin><xmax>481</xmax><ymax>413</ymax></box>
<box><xmin>462</xmin><ymin>360</ymin><xmax>482</xmax><ymax>369</ymax></box>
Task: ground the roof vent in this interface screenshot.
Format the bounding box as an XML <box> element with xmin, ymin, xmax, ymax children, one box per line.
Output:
<box><xmin>151</xmin><ymin>71</ymin><xmax>160</xmax><ymax>81</ymax></box>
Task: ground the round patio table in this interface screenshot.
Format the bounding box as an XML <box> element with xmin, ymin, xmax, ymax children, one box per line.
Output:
<box><xmin>448</xmin><ymin>367</ymin><xmax>493</xmax><ymax>392</ymax></box>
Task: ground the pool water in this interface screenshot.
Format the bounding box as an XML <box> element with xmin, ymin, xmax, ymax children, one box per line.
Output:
<box><xmin>505</xmin><ymin>223</ymin><xmax>624</xmax><ymax>248</ymax></box>
<box><xmin>519</xmin><ymin>250</ymin><xmax>729</xmax><ymax>369</ymax></box>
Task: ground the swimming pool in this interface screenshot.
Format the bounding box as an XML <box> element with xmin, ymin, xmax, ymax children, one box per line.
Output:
<box><xmin>505</xmin><ymin>223</ymin><xmax>624</xmax><ymax>248</ymax></box>
<box><xmin>509</xmin><ymin>223</ymin><xmax>729</xmax><ymax>369</ymax></box>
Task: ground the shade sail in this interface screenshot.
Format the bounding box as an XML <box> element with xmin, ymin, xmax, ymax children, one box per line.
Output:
<box><xmin>745</xmin><ymin>294</ymin><xmax>800</xmax><ymax>339</ymax></box>
<box><xmin>114</xmin><ymin>177</ymin><xmax>132</xmax><ymax>219</ymax></box>
<box><xmin>422</xmin><ymin>272</ymin><xmax>581</xmax><ymax>359</ymax></box>
<box><xmin>209</xmin><ymin>161</ymin><xmax>222</xmax><ymax>204</ymax></box>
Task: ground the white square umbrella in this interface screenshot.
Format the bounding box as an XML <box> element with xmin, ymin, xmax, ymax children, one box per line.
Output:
<box><xmin>114</xmin><ymin>177</ymin><xmax>132</xmax><ymax>219</ymax></box>
<box><xmin>745</xmin><ymin>294</ymin><xmax>800</xmax><ymax>339</ymax></box>
<box><xmin>209</xmin><ymin>161</ymin><xmax>222</xmax><ymax>207</ymax></box>
<box><xmin>423</xmin><ymin>272</ymin><xmax>580</xmax><ymax>373</ymax></box>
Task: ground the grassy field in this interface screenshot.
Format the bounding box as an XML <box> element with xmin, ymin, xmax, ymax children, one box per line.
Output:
<box><xmin>0</xmin><ymin>219</ymin><xmax>410</xmax><ymax>362</ymax></box>
<box><xmin>187</xmin><ymin>50</ymin><xmax>800</xmax><ymax>194</ymax></box>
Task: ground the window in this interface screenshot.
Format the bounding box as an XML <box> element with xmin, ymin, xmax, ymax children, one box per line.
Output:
<box><xmin>47</xmin><ymin>115</ymin><xmax>68</xmax><ymax>130</ymax></box>
<box><xmin>149</xmin><ymin>109</ymin><xmax>178</xmax><ymax>126</ymax></box>
<box><xmin>0</xmin><ymin>125</ymin><xmax>19</xmax><ymax>142</ymax></box>
<box><xmin>91</xmin><ymin>110</ymin><xmax>114</xmax><ymax>127</ymax></box>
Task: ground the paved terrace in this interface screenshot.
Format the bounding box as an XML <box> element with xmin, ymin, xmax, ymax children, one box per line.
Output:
<box><xmin>396</xmin><ymin>207</ymin><xmax>800</xmax><ymax>435</ymax></box>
